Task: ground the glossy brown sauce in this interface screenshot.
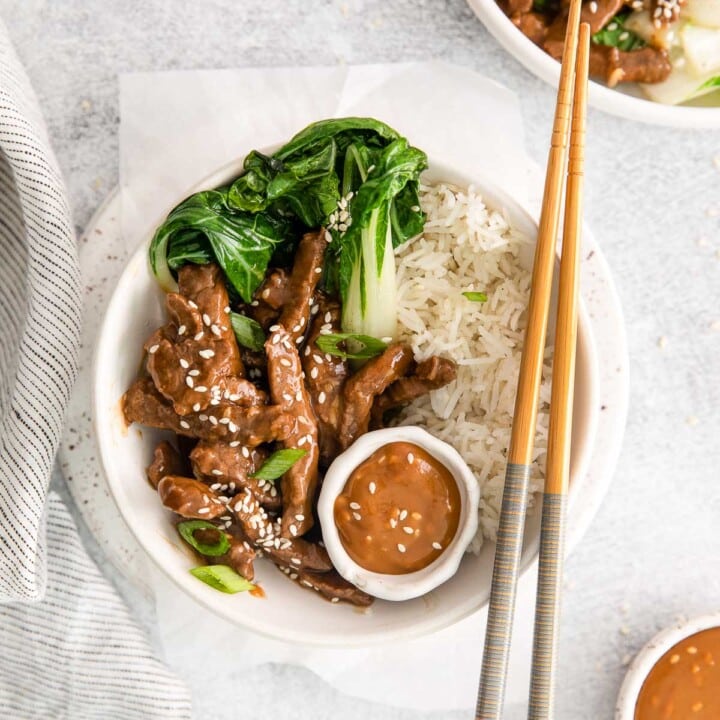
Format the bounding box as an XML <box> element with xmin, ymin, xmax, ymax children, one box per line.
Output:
<box><xmin>334</xmin><ymin>441</ymin><xmax>460</xmax><ymax>575</ymax></box>
<box><xmin>635</xmin><ymin>626</ymin><xmax>720</xmax><ymax>719</ymax></box>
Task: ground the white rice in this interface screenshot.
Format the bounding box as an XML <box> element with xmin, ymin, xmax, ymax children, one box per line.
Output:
<box><xmin>395</xmin><ymin>182</ymin><xmax>551</xmax><ymax>553</ymax></box>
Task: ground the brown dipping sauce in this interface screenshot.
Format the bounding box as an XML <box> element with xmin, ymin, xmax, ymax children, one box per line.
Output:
<box><xmin>333</xmin><ymin>441</ymin><xmax>461</xmax><ymax>575</ymax></box>
<box><xmin>635</xmin><ymin>626</ymin><xmax>720</xmax><ymax>719</ymax></box>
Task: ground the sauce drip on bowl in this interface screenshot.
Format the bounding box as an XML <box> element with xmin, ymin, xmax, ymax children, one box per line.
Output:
<box><xmin>333</xmin><ymin>441</ymin><xmax>461</xmax><ymax>575</ymax></box>
<box><xmin>635</xmin><ymin>626</ymin><xmax>720</xmax><ymax>719</ymax></box>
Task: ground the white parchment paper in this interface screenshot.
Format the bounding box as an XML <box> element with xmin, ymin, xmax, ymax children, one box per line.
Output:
<box><xmin>119</xmin><ymin>62</ymin><xmax>532</xmax><ymax>713</ymax></box>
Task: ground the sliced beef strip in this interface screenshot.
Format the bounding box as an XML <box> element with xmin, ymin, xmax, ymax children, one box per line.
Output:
<box><xmin>498</xmin><ymin>0</ymin><xmax>533</xmax><ymax>15</ymax></box>
<box><xmin>278</xmin><ymin>230</ymin><xmax>328</xmax><ymax>346</ymax></box>
<box><xmin>190</xmin><ymin>441</ymin><xmax>281</xmax><ymax>511</ymax></box>
<box><xmin>212</xmin><ymin>533</ymin><xmax>257</xmax><ymax>582</ymax></box>
<box><xmin>147</xmin><ymin>441</ymin><xmax>186</xmax><ymax>489</ymax></box>
<box><xmin>230</xmin><ymin>488</ymin><xmax>332</xmax><ymax>572</ymax></box>
<box><xmin>249</xmin><ymin>269</ymin><xmax>290</xmax><ymax>330</ymax></box>
<box><xmin>544</xmin><ymin>34</ymin><xmax>672</xmax><ymax>85</ymax></box>
<box><xmin>371</xmin><ymin>356</ymin><xmax>458</xmax><ymax>427</ymax></box>
<box><xmin>157</xmin><ymin>475</ymin><xmax>227</xmax><ymax>519</ymax></box>
<box><xmin>338</xmin><ymin>343</ymin><xmax>415</xmax><ymax>450</ymax></box>
<box><xmin>146</xmin><ymin>264</ymin><xmax>265</xmax><ymax>416</ymax></box>
<box><xmin>123</xmin><ymin>378</ymin><xmax>292</xmax><ymax>446</ymax></box>
<box><xmin>301</xmin><ymin>295</ymin><xmax>348</xmax><ymax>466</ymax></box>
<box><xmin>275</xmin><ymin>564</ymin><xmax>373</xmax><ymax>607</ymax></box>
<box><xmin>265</xmin><ymin>326</ymin><xmax>320</xmax><ymax>538</ymax></box>
<box><xmin>511</xmin><ymin>11</ymin><xmax>551</xmax><ymax>45</ymax></box>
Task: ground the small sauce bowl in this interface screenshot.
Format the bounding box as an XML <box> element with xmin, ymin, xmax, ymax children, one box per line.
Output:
<box><xmin>615</xmin><ymin>612</ymin><xmax>720</xmax><ymax>720</ymax></box>
<box><xmin>317</xmin><ymin>426</ymin><xmax>479</xmax><ymax>602</ymax></box>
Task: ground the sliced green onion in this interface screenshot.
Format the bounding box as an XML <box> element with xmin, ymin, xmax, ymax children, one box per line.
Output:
<box><xmin>190</xmin><ymin>565</ymin><xmax>255</xmax><ymax>594</ymax></box>
<box><xmin>178</xmin><ymin>520</ymin><xmax>230</xmax><ymax>557</ymax></box>
<box><xmin>250</xmin><ymin>448</ymin><xmax>307</xmax><ymax>481</ymax></box>
<box><xmin>230</xmin><ymin>312</ymin><xmax>266</xmax><ymax>352</ymax></box>
<box><xmin>315</xmin><ymin>332</ymin><xmax>388</xmax><ymax>360</ymax></box>
<box><xmin>462</xmin><ymin>291</ymin><xmax>488</xmax><ymax>303</ymax></box>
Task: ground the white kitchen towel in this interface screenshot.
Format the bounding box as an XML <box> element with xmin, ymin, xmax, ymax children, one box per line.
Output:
<box><xmin>0</xmin><ymin>19</ymin><xmax>190</xmax><ymax>718</ymax></box>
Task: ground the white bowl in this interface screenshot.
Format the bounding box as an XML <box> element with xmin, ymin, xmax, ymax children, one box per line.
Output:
<box><xmin>467</xmin><ymin>0</ymin><xmax>720</xmax><ymax>128</ymax></box>
<box><xmin>93</xmin><ymin>154</ymin><xmax>599</xmax><ymax>646</ymax></box>
<box><xmin>318</xmin><ymin>426</ymin><xmax>480</xmax><ymax>601</ymax></box>
<box><xmin>615</xmin><ymin>613</ymin><xmax>720</xmax><ymax>718</ymax></box>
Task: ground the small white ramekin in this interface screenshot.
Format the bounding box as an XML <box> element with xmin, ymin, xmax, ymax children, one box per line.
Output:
<box><xmin>317</xmin><ymin>426</ymin><xmax>480</xmax><ymax>602</ymax></box>
<box><xmin>615</xmin><ymin>612</ymin><xmax>720</xmax><ymax>719</ymax></box>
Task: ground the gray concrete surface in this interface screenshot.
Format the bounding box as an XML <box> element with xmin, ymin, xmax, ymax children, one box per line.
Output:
<box><xmin>3</xmin><ymin>1</ymin><xmax>720</xmax><ymax>718</ymax></box>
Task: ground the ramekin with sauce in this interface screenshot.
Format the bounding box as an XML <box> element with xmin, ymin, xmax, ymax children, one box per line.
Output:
<box><xmin>616</xmin><ymin>613</ymin><xmax>720</xmax><ymax>720</ymax></box>
<box><xmin>317</xmin><ymin>426</ymin><xmax>479</xmax><ymax>601</ymax></box>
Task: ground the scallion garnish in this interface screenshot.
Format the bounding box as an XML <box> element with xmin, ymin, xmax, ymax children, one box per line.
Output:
<box><xmin>178</xmin><ymin>520</ymin><xmax>230</xmax><ymax>557</ymax></box>
<box><xmin>315</xmin><ymin>332</ymin><xmax>388</xmax><ymax>360</ymax></box>
<box><xmin>250</xmin><ymin>448</ymin><xmax>307</xmax><ymax>481</ymax></box>
<box><xmin>462</xmin><ymin>291</ymin><xmax>488</xmax><ymax>303</ymax></box>
<box><xmin>190</xmin><ymin>565</ymin><xmax>255</xmax><ymax>594</ymax></box>
<box><xmin>230</xmin><ymin>312</ymin><xmax>266</xmax><ymax>352</ymax></box>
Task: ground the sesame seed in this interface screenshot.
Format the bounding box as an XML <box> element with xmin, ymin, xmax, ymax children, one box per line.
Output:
<box><xmin>197</xmin><ymin>507</ymin><xmax>210</xmax><ymax>515</ymax></box>
<box><xmin>199</xmin><ymin>414</ymin><xmax>208</xmax><ymax>421</ymax></box>
<box><xmin>188</xmin><ymin>300</ymin><xmax>198</xmax><ymax>309</ymax></box>
<box><xmin>407</xmin><ymin>452</ymin><xmax>414</xmax><ymax>464</ymax></box>
<box><xmin>210</xmin><ymin>483</ymin><xmax>221</xmax><ymax>490</ymax></box>
<box><xmin>201</xmin><ymin>313</ymin><xmax>211</xmax><ymax>326</ymax></box>
<box><xmin>397</xmin><ymin>543</ymin><xmax>406</xmax><ymax>553</ymax></box>
<box><xmin>180</xmin><ymin>420</ymin><xmax>190</xmax><ymax>429</ymax></box>
<box><xmin>352</xmin><ymin>512</ymin><xmax>362</xmax><ymax>521</ymax></box>
<box><xmin>619</xmin><ymin>31</ymin><xmax>629</xmax><ymax>41</ymax></box>
<box><xmin>432</xmin><ymin>542</ymin><xmax>442</xmax><ymax>550</ymax></box>
<box><xmin>399</xmin><ymin>510</ymin><xmax>408</xmax><ymax>521</ymax></box>
<box><xmin>290</xmin><ymin>524</ymin><xmax>298</xmax><ymax>537</ymax></box>
<box><xmin>291</xmin><ymin>557</ymin><xmax>302</xmax><ymax>565</ymax></box>
<box><xmin>295</xmin><ymin>390</ymin><xmax>303</xmax><ymax>401</ymax></box>
<box><xmin>324</xmin><ymin>231</ymin><xmax>332</xmax><ymax>244</ymax></box>
<box><xmin>211</xmin><ymin>325</ymin><xmax>221</xmax><ymax>336</ymax></box>
<box><xmin>687</xmin><ymin>646</ymin><xmax>698</xmax><ymax>654</ymax></box>
<box><xmin>199</xmin><ymin>349</ymin><xmax>215</xmax><ymax>359</ymax></box>
<box><xmin>177</xmin><ymin>325</ymin><xmax>186</xmax><ymax>335</ymax></box>
<box><xmin>369</xmin><ymin>482</ymin><xmax>376</xmax><ymax>494</ymax></box>
<box><xmin>318</xmin><ymin>391</ymin><xmax>326</xmax><ymax>404</ymax></box>
<box><xmin>211</xmin><ymin>469</ymin><xmax>222</xmax><ymax>476</ymax></box>
<box><xmin>224</xmin><ymin>306</ymin><xmax>230</xmax><ymax>314</ymax></box>
<box><xmin>219</xmin><ymin>417</ymin><xmax>230</xmax><ymax>425</ymax></box>
<box><xmin>192</xmin><ymin>402</ymin><xmax>201</xmax><ymax>412</ymax></box>
<box><xmin>269</xmin><ymin>324</ymin><xmax>280</xmax><ymax>332</ymax></box>
<box><xmin>324</xmin><ymin>354</ymin><xmax>333</xmax><ymax>362</ymax></box>
<box><xmin>313</xmin><ymin>354</ymin><xmax>323</xmax><ymax>363</ymax></box>
<box><xmin>390</xmin><ymin>518</ymin><xmax>398</xmax><ymax>528</ymax></box>
<box><xmin>180</xmin><ymin>358</ymin><xmax>189</xmax><ymax>369</ymax></box>
<box><xmin>228</xmin><ymin>422</ymin><xmax>238</xmax><ymax>433</ymax></box>
<box><xmin>148</xmin><ymin>344</ymin><xmax>159</xmax><ymax>354</ymax></box>
<box><xmin>310</xmin><ymin>367</ymin><xmax>319</xmax><ymax>379</ymax></box>
<box><xmin>209</xmin><ymin>416</ymin><xmax>218</xmax><ymax>425</ymax></box>
<box><xmin>295</xmin><ymin>514</ymin><xmax>305</xmax><ymax>522</ymax></box>
<box><xmin>241</xmin><ymin>447</ymin><xmax>250</xmax><ymax>458</ymax></box>
<box><xmin>280</xmin><ymin>358</ymin><xmax>292</xmax><ymax>368</ymax></box>
<box><xmin>195</xmin><ymin>385</ymin><xmax>207</xmax><ymax>393</ymax></box>
<box><xmin>403</xmin><ymin>526</ymin><xmax>414</xmax><ymax>535</ymax></box>
<box><xmin>304</xmin><ymin>346</ymin><xmax>311</xmax><ymax>356</ymax></box>
<box><xmin>330</xmin><ymin>597</ymin><xmax>340</xmax><ymax>603</ymax></box>
<box><xmin>295</xmin><ymin>336</ymin><xmax>303</xmax><ymax>344</ymax></box>
<box><xmin>185</xmin><ymin>376</ymin><xmax>194</xmax><ymax>388</ymax></box>
<box><xmin>349</xmin><ymin>502</ymin><xmax>361</xmax><ymax>510</ymax></box>
<box><xmin>194</xmin><ymin>332</ymin><xmax>204</xmax><ymax>342</ymax></box>
<box><xmin>298</xmin><ymin>436</ymin><xmax>307</xmax><ymax>446</ymax></box>
<box><xmin>229</xmin><ymin>441</ymin><xmax>240</xmax><ymax>447</ymax></box>
<box><xmin>589</xmin><ymin>0</ymin><xmax>597</xmax><ymax>11</ymax></box>
<box><xmin>189</xmin><ymin>369</ymin><xmax>200</xmax><ymax>377</ymax></box>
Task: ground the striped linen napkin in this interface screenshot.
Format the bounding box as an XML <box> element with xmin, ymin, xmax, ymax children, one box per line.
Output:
<box><xmin>0</xmin><ymin>20</ymin><xmax>190</xmax><ymax>719</ymax></box>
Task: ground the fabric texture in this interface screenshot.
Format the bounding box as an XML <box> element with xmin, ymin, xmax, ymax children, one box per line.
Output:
<box><xmin>0</xmin><ymin>19</ymin><xmax>191</xmax><ymax>719</ymax></box>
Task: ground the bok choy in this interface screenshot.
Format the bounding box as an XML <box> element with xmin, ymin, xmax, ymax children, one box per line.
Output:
<box><xmin>148</xmin><ymin>118</ymin><xmax>427</xmax><ymax>334</ymax></box>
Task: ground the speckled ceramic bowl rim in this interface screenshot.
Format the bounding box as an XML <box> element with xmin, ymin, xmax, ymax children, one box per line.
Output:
<box><xmin>317</xmin><ymin>426</ymin><xmax>480</xmax><ymax>601</ymax></box>
<box><xmin>615</xmin><ymin>612</ymin><xmax>720</xmax><ymax>719</ymax></box>
<box><xmin>466</xmin><ymin>0</ymin><xmax>720</xmax><ymax>128</ymax></box>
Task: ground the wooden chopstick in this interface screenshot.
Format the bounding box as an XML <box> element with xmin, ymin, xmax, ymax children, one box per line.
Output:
<box><xmin>527</xmin><ymin>22</ymin><xmax>590</xmax><ymax>720</ymax></box>
<box><xmin>474</xmin><ymin>0</ymin><xmax>583</xmax><ymax>717</ymax></box>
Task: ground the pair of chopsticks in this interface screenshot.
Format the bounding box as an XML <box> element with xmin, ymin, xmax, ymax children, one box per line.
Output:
<box><xmin>475</xmin><ymin>2</ymin><xmax>590</xmax><ymax>719</ymax></box>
